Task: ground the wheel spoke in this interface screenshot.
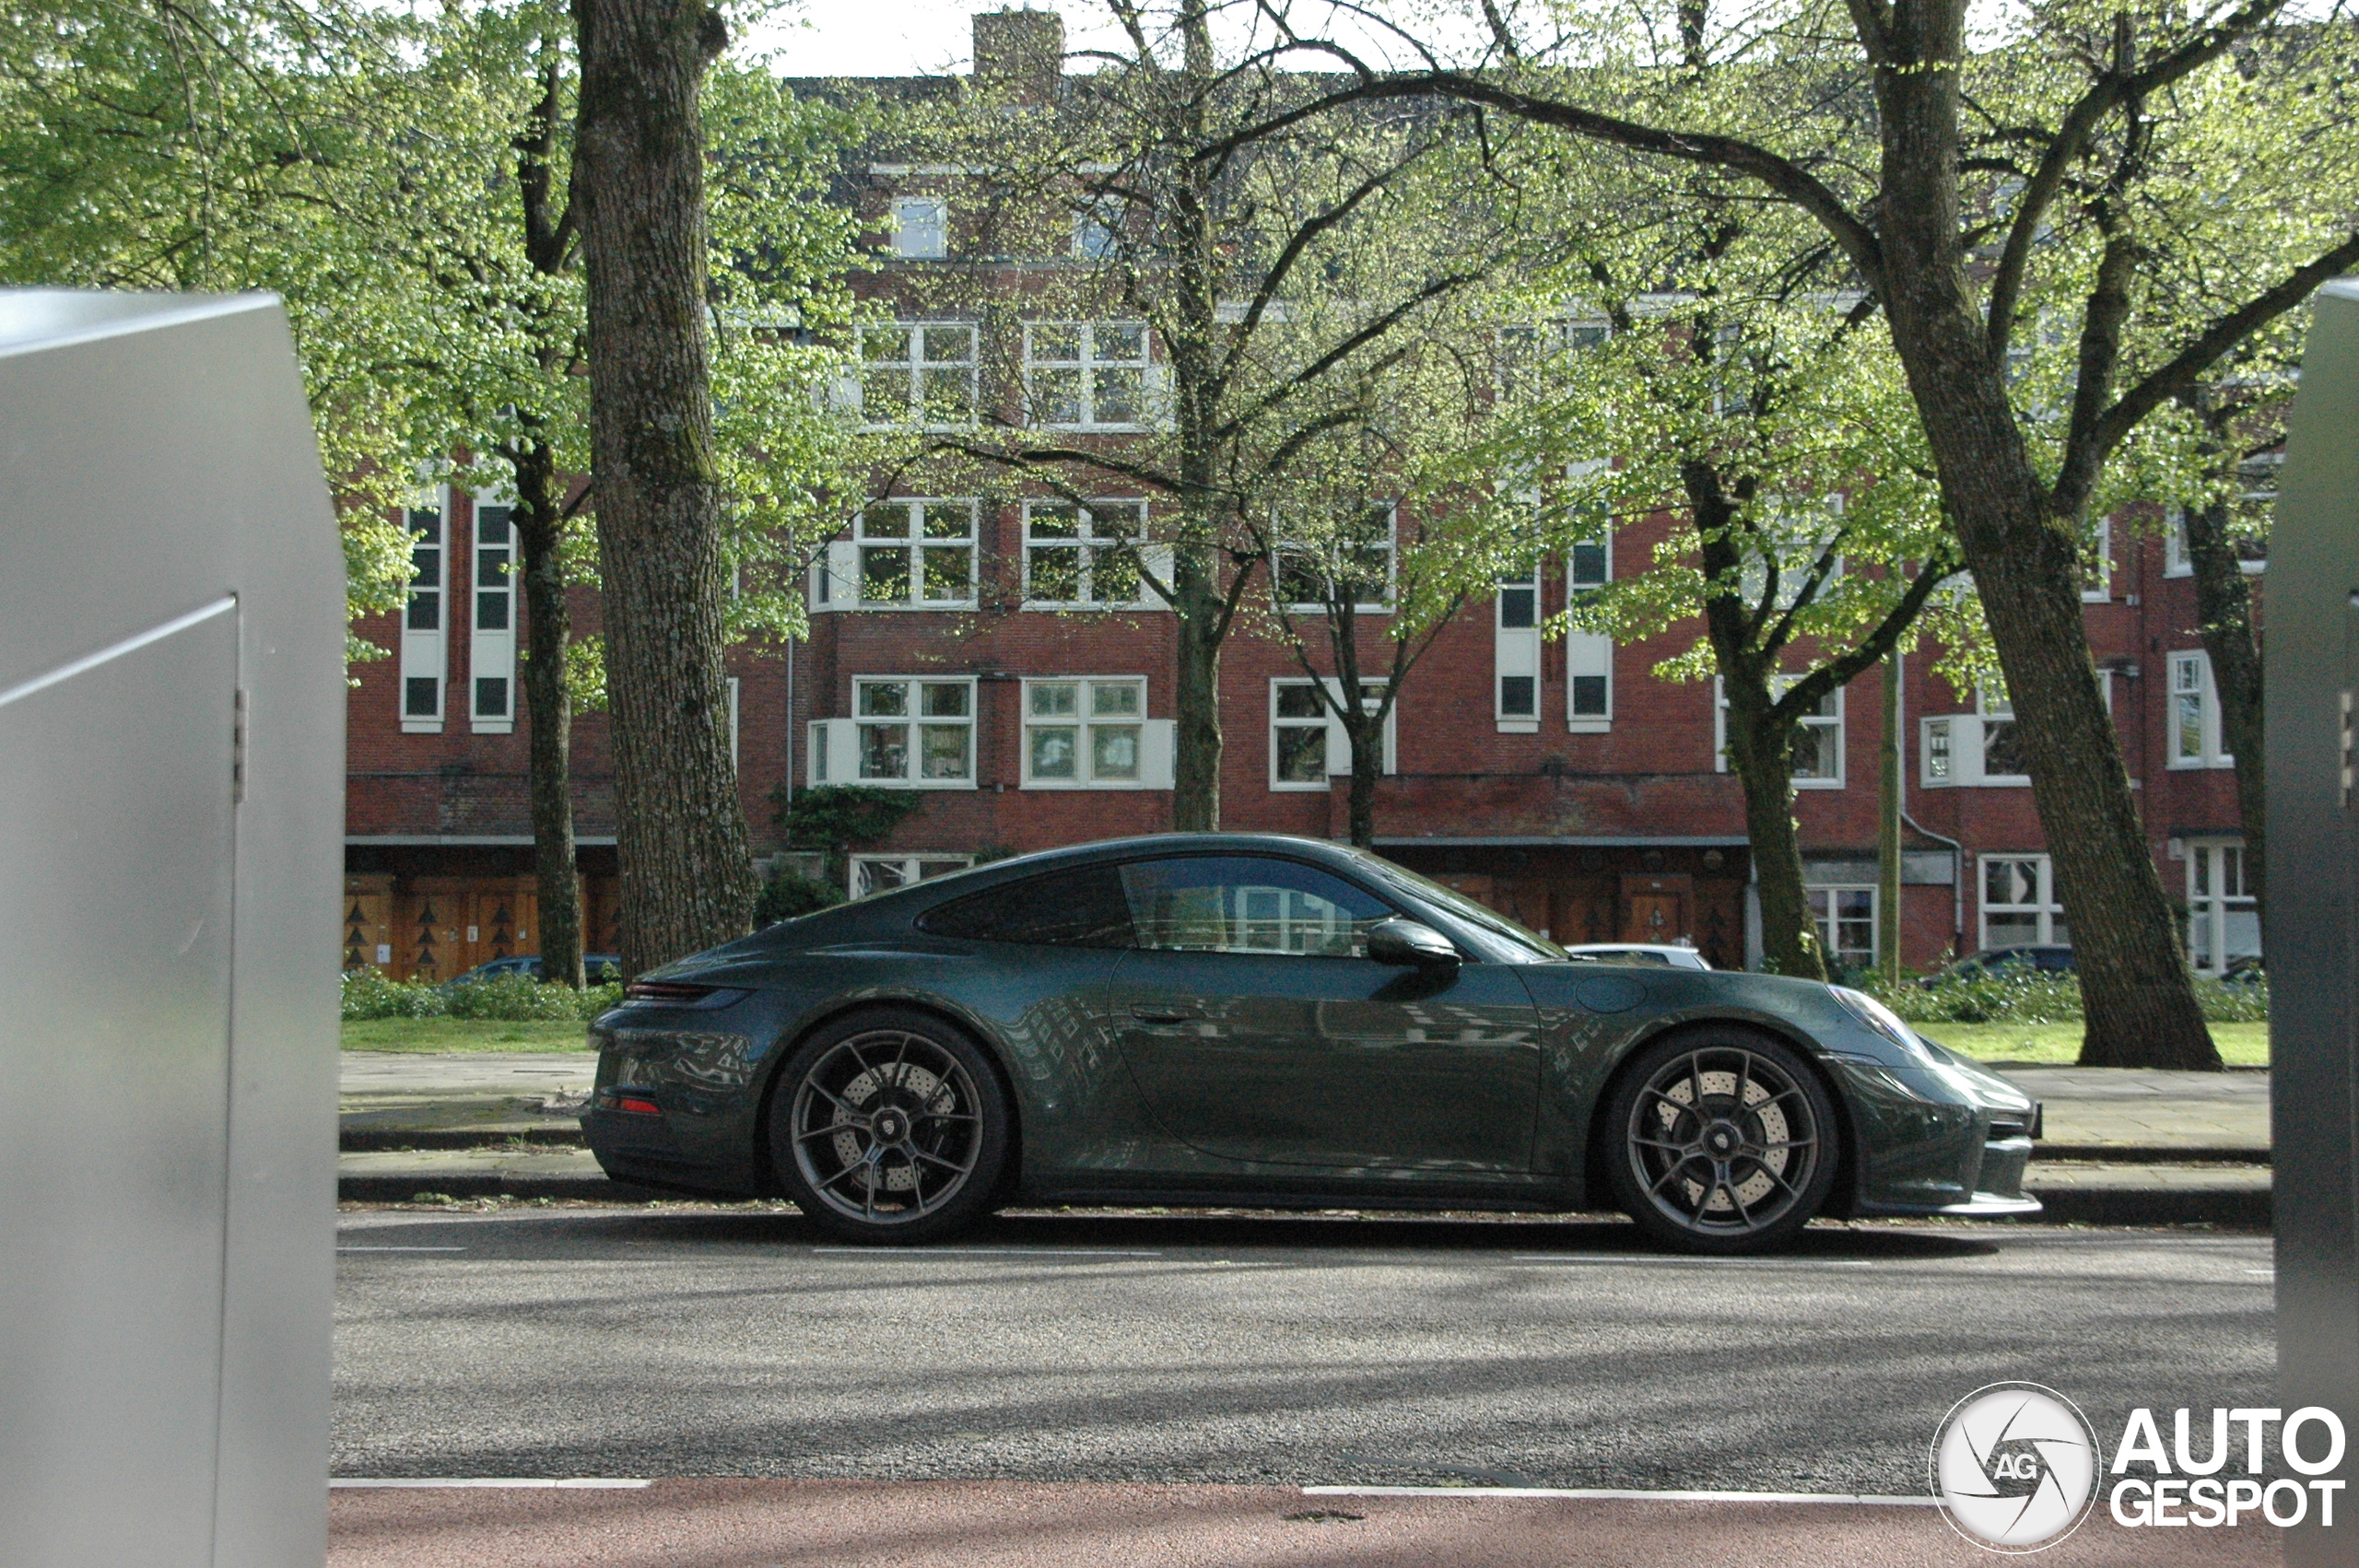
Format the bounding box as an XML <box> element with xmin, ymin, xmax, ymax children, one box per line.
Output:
<box><xmin>1632</xmin><ymin>1135</ymin><xmax>1698</xmax><ymax>1153</ymax></box>
<box><xmin>797</xmin><ymin>1122</ymin><xmax>864</xmax><ymax>1145</ymax></box>
<box><xmin>887</xmin><ymin>1031</ymin><xmax>917</xmax><ymax>1099</ymax></box>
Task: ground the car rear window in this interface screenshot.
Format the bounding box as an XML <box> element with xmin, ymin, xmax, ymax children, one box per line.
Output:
<box><xmin>918</xmin><ymin>863</ymin><xmax>1136</xmax><ymax>948</ymax></box>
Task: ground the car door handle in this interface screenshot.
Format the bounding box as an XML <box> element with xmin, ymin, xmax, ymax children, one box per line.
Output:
<box><xmin>1128</xmin><ymin>1003</ymin><xmax>1203</xmax><ymax>1024</ymax></box>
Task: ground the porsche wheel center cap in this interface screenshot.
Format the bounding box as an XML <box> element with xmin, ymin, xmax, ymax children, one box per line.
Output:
<box><xmin>873</xmin><ymin>1109</ymin><xmax>910</xmax><ymax>1142</ymax></box>
<box><xmin>1704</xmin><ymin>1122</ymin><xmax>1741</xmax><ymax>1155</ymax></box>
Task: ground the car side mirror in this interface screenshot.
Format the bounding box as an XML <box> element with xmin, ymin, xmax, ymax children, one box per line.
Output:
<box><xmin>1367</xmin><ymin>918</ymin><xmax>1460</xmax><ymax>969</ymax></box>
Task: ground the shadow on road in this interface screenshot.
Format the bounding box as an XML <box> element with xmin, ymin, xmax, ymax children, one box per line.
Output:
<box><xmin>344</xmin><ymin>1203</ymin><xmax>2006</xmax><ymax>1262</ymax></box>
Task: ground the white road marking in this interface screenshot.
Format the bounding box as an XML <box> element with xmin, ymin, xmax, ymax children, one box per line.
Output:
<box><xmin>1303</xmin><ymin>1485</ymin><xmax>1937</xmax><ymax>1505</ymax></box>
<box><xmin>331</xmin><ymin>1478</ymin><xmax>649</xmax><ymax>1490</ymax></box>
<box><xmin>337</xmin><ymin>1246</ymin><xmax>467</xmax><ymax>1253</ymax></box>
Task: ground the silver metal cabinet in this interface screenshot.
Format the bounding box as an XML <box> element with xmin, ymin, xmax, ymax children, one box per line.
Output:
<box><xmin>2271</xmin><ymin>278</ymin><xmax>2359</xmax><ymax>1567</ymax></box>
<box><xmin>0</xmin><ymin>292</ymin><xmax>343</xmax><ymax>1567</ymax></box>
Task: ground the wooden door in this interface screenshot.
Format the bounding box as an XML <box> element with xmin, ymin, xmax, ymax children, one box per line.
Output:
<box><xmin>1623</xmin><ymin>892</ymin><xmax>1685</xmax><ymax>944</ymax></box>
<box><xmin>342</xmin><ymin>875</ymin><xmax>393</xmax><ymax>973</ymax></box>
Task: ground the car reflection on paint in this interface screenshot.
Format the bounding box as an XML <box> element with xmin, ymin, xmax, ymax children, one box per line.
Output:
<box><xmin>582</xmin><ymin>834</ymin><xmax>2040</xmax><ymax>1255</ymax></box>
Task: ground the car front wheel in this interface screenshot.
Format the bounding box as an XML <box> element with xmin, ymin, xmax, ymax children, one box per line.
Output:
<box><xmin>769</xmin><ymin>1008</ymin><xmax>1009</xmax><ymax>1244</ymax></box>
<box><xmin>1603</xmin><ymin>1028</ymin><xmax>1840</xmax><ymax>1255</ymax></box>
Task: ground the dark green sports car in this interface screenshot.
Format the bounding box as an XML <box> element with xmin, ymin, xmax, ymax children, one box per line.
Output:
<box><xmin>583</xmin><ymin>833</ymin><xmax>2041</xmax><ymax>1254</ymax></box>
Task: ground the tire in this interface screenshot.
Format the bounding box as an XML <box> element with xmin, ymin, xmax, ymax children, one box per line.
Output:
<box><xmin>1602</xmin><ymin>1027</ymin><xmax>1840</xmax><ymax>1256</ymax></box>
<box><xmin>768</xmin><ymin>1007</ymin><xmax>1010</xmax><ymax>1244</ymax></box>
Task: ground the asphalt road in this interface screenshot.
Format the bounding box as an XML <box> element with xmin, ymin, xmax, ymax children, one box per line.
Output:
<box><xmin>334</xmin><ymin>1209</ymin><xmax>2272</xmax><ymax>1495</ymax></box>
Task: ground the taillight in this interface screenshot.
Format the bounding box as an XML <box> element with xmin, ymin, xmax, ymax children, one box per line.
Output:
<box><xmin>615</xmin><ymin>1095</ymin><xmax>661</xmax><ymax>1116</ymax></box>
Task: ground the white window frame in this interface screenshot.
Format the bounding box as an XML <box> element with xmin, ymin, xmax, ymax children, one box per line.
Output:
<box><xmin>1020</xmin><ymin>499</ymin><xmax>1168</xmax><ymax>609</ymax></box>
<box><xmin>1024</xmin><ymin>321</ymin><xmax>1153</xmax><ymax>431</ymax></box>
<box><xmin>890</xmin><ymin>195</ymin><xmax>947</xmax><ymax>259</ymax></box>
<box><xmin>843</xmin><ymin>675</ymin><xmax>979</xmax><ymax>790</ymax></box>
<box><xmin>1807</xmin><ymin>884</ymin><xmax>1877</xmax><ymax>970</ymax></box>
<box><xmin>852</xmin><ymin>321</ymin><xmax>978</xmax><ymax>431</ymax></box>
<box><xmin>2082</xmin><ymin>517</ymin><xmax>2112</xmax><ymax>602</ymax></box>
<box><xmin>1567</xmin><ymin>529</ymin><xmax>1613</xmax><ymax>731</ymax></box>
<box><xmin>1275</xmin><ymin>507</ymin><xmax>1398</xmax><ymax>614</ymax></box>
<box><xmin>1268</xmin><ymin>677</ymin><xmax>1397</xmax><ymax>791</ymax></box>
<box><xmin>1920</xmin><ymin>687</ymin><xmax>2031</xmax><ymax>788</ymax></box>
<box><xmin>2165</xmin><ymin>507</ymin><xmax>2193</xmax><ymax>578</ymax></box>
<box><xmin>399</xmin><ymin>486</ymin><xmax>448</xmax><ymax>734</ymax></box>
<box><xmin>814</xmin><ymin>499</ymin><xmax>980</xmax><ymax>610</ymax></box>
<box><xmin>849</xmin><ymin>852</ymin><xmax>973</xmax><ymax>900</ymax></box>
<box><xmin>1979</xmin><ymin>853</ymin><xmax>2066</xmax><ymax>950</ymax></box>
<box><xmin>468</xmin><ymin>492</ymin><xmax>517</xmax><ymax>734</ymax></box>
<box><xmin>1073</xmin><ymin>198</ymin><xmax>1124</xmax><ymax>260</ymax></box>
<box><xmin>1020</xmin><ymin>677</ymin><xmax>1172</xmax><ymax>789</ymax></box>
<box><xmin>1496</xmin><ymin>317</ymin><xmax>1611</xmax><ymax>400</ymax></box>
<box><xmin>2167</xmin><ymin>649</ymin><xmax>2233</xmax><ymax>768</ymax></box>
<box><xmin>1495</xmin><ymin>563</ymin><xmax>1542</xmax><ymax>732</ymax></box>
<box><xmin>1714</xmin><ymin>677</ymin><xmax>1844</xmax><ymax>789</ymax></box>
<box><xmin>2184</xmin><ymin>838</ymin><xmax>2259</xmax><ymax>976</ymax></box>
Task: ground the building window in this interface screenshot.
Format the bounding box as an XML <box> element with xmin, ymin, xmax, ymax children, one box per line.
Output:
<box><xmin>1023</xmin><ymin>499</ymin><xmax>1156</xmax><ymax>606</ymax></box>
<box><xmin>850</xmin><ymin>852</ymin><xmax>972</xmax><ymax>899</ymax></box>
<box><xmin>1074</xmin><ymin>198</ymin><xmax>1123</xmax><ymax>260</ymax></box>
<box><xmin>1274</xmin><ymin>507</ymin><xmax>1396</xmax><ymax>612</ymax></box>
<box><xmin>2165</xmin><ymin>507</ymin><xmax>2192</xmax><ymax>577</ymax></box>
<box><xmin>1023</xmin><ymin>677</ymin><xmax>1148</xmax><ymax>787</ymax></box>
<box><xmin>1807</xmin><ymin>886</ymin><xmax>1876</xmax><ymax>973</ymax></box>
<box><xmin>1714</xmin><ymin>679</ymin><xmax>1843</xmax><ymax>788</ymax></box>
<box><xmin>1921</xmin><ymin>686</ymin><xmax>2029</xmax><ymax>788</ymax></box>
<box><xmin>1496</xmin><ymin>564</ymin><xmax>1540</xmax><ymax>731</ymax></box>
<box><xmin>1567</xmin><ymin>531</ymin><xmax>1612</xmax><ymax>727</ymax></box>
<box><xmin>1270</xmin><ymin>677</ymin><xmax>1395</xmax><ymax>790</ymax></box>
<box><xmin>400</xmin><ymin>491</ymin><xmax>446</xmax><ymax>733</ymax></box>
<box><xmin>2165</xmin><ymin>499</ymin><xmax>2271</xmax><ymax>578</ymax></box>
<box><xmin>843</xmin><ymin>500</ymin><xmax>978</xmax><ymax>608</ymax></box>
<box><xmin>1496</xmin><ymin>318</ymin><xmax>1610</xmax><ymax>401</ymax></box>
<box><xmin>853</xmin><ymin>677</ymin><xmax>976</xmax><ymax>787</ymax></box>
<box><xmin>2082</xmin><ymin>518</ymin><xmax>2112</xmax><ymax>602</ymax></box>
<box><xmin>856</xmin><ymin>322</ymin><xmax>977</xmax><ymax>428</ymax></box>
<box><xmin>2185</xmin><ymin>840</ymin><xmax>2259</xmax><ymax>976</ymax></box>
<box><xmin>2168</xmin><ymin>649</ymin><xmax>2233</xmax><ymax>767</ymax></box>
<box><xmin>890</xmin><ymin>195</ymin><xmax>947</xmax><ymax>259</ymax></box>
<box><xmin>1025</xmin><ymin>322</ymin><xmax>1149</xmax><ymax>429</ymax></box>
<box><xmin>1980</xmin><ymin>854</ymin><xmax>2067</xmax><ymax>949</ymax></box>
<box><xmin>470</xmin><ymin>498</ymin><xmax>516</xmax><ymax>732</ymax></box>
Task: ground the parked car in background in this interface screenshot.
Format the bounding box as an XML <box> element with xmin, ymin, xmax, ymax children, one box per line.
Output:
<box><xmin>582</xmin><ymin>833</ymin><xmax>2041</xmax><ymax>1255</ymax></box>
<box><xmin>2222</xmin><ymin>956</ymin><xmax>2267</xmax><ymax>986</ymax></box>
<box><xmin>1919</xmin><ymin>946</ymin><xmax>2075</xmax><ymax>988</ymax></box>
<box><xmin>1564</xmin><ymin>943</ymin><xmax>1713</xmax><ymax>971</ymax></box>
<box><xmin>444</xmin><ymin>954</ymin><xmax>621</xmax><ymax>988</ymax></box>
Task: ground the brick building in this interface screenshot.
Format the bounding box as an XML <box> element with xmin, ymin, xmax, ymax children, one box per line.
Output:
<box><xmin>340</xmin><ymin>8</ymin><xmax>2261</xmax><ymax>982</ymax></box>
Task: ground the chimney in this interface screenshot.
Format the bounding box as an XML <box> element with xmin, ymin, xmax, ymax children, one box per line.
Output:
<box><xmin>973</xmin><ymin>8</ymin><xmax>1063</xmax><ymax>105</ymax></box>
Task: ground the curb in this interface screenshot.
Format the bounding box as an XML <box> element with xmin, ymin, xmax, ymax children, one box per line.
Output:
<box><xmin>342</xmin><ymin>1128</ymin><xmax>583</xmax><ymax>1152</ymax></box>
<box><xmin>339</xmin><ymin>1173</ymin><xmax>669</xmax><ymax>1203</ymax></box>
<box><xmin>2034</xmin><ymin>1144</ymin><xmax>2271</xmax><ymax>1164</ymax></box>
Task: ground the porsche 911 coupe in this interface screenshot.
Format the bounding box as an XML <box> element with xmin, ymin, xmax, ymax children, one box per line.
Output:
<box><xmin>583</xmin><ymin>834</ymin><xmax>2041</xmax><ymax>1254</ymax></box>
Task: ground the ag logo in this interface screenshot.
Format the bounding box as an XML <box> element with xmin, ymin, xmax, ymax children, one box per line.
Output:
<box><xmin>1931</xmin><ymin>1383</ymin><xmax>2102</xmax><ymax>1551</ymax></box>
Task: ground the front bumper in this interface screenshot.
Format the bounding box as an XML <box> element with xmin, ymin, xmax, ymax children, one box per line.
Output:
<box><xmin>1826</xmin><ymin>1055</ymin><xmax>2045</xmax><ymax>1219</ymax></box>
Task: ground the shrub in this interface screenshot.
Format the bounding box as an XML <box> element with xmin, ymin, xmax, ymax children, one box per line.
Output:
<box><xmin>442</xmin><ymin>971</ymin><xmax>589</xmax><ymax>1021</ymax></box>
<box><xmin>341</xmin><ymin>968</ymin><xmax>446</xmax><ymax>1020</ymax></box>
<box><xmin>1854</xmin><ymin>968</ymin><xmax>2268</xmax><ymax>1026</ymax></box>
<box><xmin>756</xmin><ymin>871</ymin><xmax>844</xmax><ymax>926</ymax></box>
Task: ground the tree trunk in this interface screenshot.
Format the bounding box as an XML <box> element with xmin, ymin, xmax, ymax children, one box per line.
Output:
<box><xmin>571</xmin><ymin>0</ymin><xmax>752</xmax><ymax>976</ymax></box>
<box><xmin>511</xmin><ymin>438</ymin><xmax>584</xmax><ymax>988</ymax></box>
<box><xmin>1169</xmin><ymin>541</ymin><xmax>1224</xmax><ymax>833</ymax></box>
<box><xmin>1723</xmin><ymin>685</ymin><xmax>1823</xmax><ymax>979</ymax></box>
<box><xmin>1878</xmin><ymin>652</ymin><xmax>1904</xmax><ymax>986</ymax></box>
<box><xmin>1869</xmin><ymin>25</ymin><xmax>2217</xmax><ymax>1069</ymax></box>
<box><xmin>2184</xmin><ymin>498</ymin><xmax>2267</xmax><ymax>921</ymax></box>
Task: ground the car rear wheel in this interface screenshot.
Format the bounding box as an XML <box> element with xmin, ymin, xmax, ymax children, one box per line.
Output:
<box><xmin>769</xmin><ymin>1008</ymin><xmax>1009</xmax><ymax>1244</ymax></box>
<box><xmin>1603</xmin><ymin>1028</ymin><xmax>1839</xmax><ymax>1255</ymax></box>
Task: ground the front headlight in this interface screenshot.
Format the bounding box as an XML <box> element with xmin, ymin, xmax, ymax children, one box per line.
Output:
<box><xmin>1829</xmin><ymin>986</ymin><xmax>1929</xmax><ymax>1058</ymax></box>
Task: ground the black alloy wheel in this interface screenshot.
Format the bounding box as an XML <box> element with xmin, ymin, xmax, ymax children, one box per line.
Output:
<box><xmin>1603</xmin><ymin>1028</ymin><xmax>1840</xmax><ymax>1255</ymax></box>
<box><xmin>769</xmin><ymin>1007</ymin><xmax>1009</xmax><ymax>1244</ymax></box>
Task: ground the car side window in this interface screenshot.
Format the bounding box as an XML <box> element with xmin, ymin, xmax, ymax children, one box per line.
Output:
<box><xmin>918</xmin><ymin>864</ymin><xmax>1136</xmax><ymax>948</ymax></box>
<box><xmin>1118</xmin><ymin>855</ymin><xmax>1394</xmax><ymax>958</ymax></box>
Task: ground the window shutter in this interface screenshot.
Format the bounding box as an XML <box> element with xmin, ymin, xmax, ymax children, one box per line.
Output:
<box><xmin>1134</xmin><ymin>544</ymin><xmax>1175</xmax><ymax>608</ymax></box>
<box><xmin>810</xmin><ymin>541</ymin><xmax>860</xmax><ymax>610</ymax></box>
<box><xmin>1139</xmin><ymin>719</ymin><xmax>1175</xmax><ymax>788</ymax></box>
<box><xmin>808</xmin><ymin>719</ymin><xmax>857</xmax><ymax>785</ymax></box>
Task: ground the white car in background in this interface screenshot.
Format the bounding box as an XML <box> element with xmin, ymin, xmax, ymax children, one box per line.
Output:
<box><xmin>1564</xmin><ymin>943</ymin><xmax>1714</xmax><ymax>970</ymax></box>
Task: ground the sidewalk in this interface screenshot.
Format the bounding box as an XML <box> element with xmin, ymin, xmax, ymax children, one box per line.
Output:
<box><xmin>337</xmin><ymin>1052</ymin><xmax>2274</xmax><ymax>1225</ymax></box>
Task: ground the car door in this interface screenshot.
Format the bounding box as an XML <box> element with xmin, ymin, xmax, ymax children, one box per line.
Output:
<box><xmin>1107</xmin><ymin>853</ymin><xmax>1542</xmax><ymax>1171</ymax></box>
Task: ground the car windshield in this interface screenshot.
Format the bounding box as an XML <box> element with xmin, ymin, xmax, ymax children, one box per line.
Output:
<box><xmin>1342</xmin><ymin>850</ymin><xmax>1567</xmax><ymax>962</ymax></box>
